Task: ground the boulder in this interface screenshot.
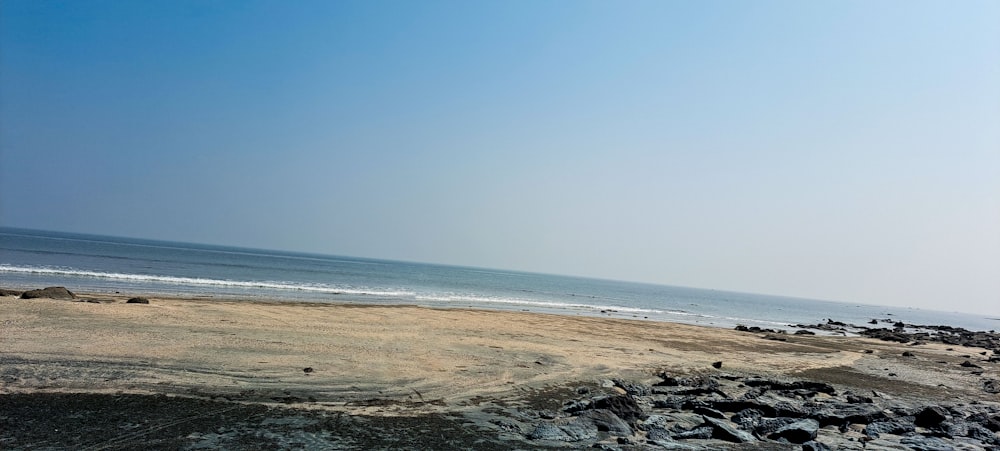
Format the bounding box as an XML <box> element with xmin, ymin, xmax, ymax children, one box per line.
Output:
<box><xmin>863</xmin><ymin>418</ymin><xmax>915</xmax><ymax>438</ymax></box>
<box><xmin>527</xmin><ymin>423</ymin><xmax>571</xmax><ymax>441</ymax></box>
<box><xmin>768</xmin><ymin>418</ymin><xmax>819</xmax><ymax>444</ymax></box>
<box><xmin>730</xmin><ymin>408</ymin><xmax>764</xmax><ymax>430</ymax></box>
<box><xmin>591</xmin><ymin>395</ymin><xmax>645</xmax><ymax>424</ymax></box>
<box><xmin>703</xmin><ymin>416</ymin><xmax>756</xmax><ymax>443</ymax></box>
<box><xmin>580</xmin><ymin>409</ymin><xmax>632</xmax><ymax>436</ymax></box>
<box><xmin>20</xmin><ymin>287</ymin><xmax>76</xmax><ymax>300</ymax></box>
<box><xmin>914</xmin><ymin>406</ymin><xmax>949</xmax><ymax>428</ymax></box>
<box><xmin>672</xmin><ymin>426</ymin><xmax>713</xmax><ymax>440</ymax></box>
<box><xmin>0</xmin><ymin>289</ymin><xmax>23</xmax><ymax>297</ymax></box>
<box><xmin>126</xmin><ymin>297</ymin><xmax>150</xmax><ymax>304</ymax></box>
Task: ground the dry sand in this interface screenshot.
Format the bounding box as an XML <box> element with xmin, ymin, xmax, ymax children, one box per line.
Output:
<box><xmin>3</xmin><ymin>295</ymin><xmax>994</xmax><ymax>405</ymax></box>
<box><xmin>2</xmin><ymin>295</ymin><xmax>998</xmax><ymax>449</ymax></box>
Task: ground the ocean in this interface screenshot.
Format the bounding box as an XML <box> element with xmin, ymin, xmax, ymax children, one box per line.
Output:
<box><xmin>1</xmin><ymin>227</ymin><xmax>996</xmax><ymax>332</ymax></box>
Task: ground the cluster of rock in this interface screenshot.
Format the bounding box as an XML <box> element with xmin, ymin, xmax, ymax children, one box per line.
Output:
<box><xmin>2</xmin><ymin>286</ymin><xmax>149</xmax><ymax>304</ymax></box>
<box><xmin>787</xmin><ymin>318</ymin><xmax>1000</xmax><ymax>352</ymax></box>
<box><xmin>503</xmin><ymin>373</ymin><xmax>1000</xmax><ymax>450</ymax></box>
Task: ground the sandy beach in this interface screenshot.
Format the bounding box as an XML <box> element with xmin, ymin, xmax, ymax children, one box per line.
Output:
<box><xmin>2</xmin><ymin>293</ymin><xmax>999</xmax><ymax>449</ymax></box>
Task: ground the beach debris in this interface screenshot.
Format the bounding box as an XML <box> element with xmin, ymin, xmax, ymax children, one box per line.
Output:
<box><xmin>20</xmin><ymin>286</ymin><xmax>76</xmax><ymax>300</ymax></box>
<box><xmin>126</xmin><ymin>297</ymin><xmax>150</xmax><ymax>304</ymax></box>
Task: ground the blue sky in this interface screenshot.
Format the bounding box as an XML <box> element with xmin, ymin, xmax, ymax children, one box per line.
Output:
<box><xmin>2</xmin><ymin>1</ymin><xmax>998</xmax><ymax>315</ymax></box>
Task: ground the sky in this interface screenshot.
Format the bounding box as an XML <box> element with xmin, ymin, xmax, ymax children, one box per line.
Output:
<box><xmin>1</xmin><ymin>1</ymin><xmax>998</xmax><ymax>315</ymax></box>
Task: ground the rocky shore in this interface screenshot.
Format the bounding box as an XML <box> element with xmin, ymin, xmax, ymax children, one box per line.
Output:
<box><xmin>491</xmin><ymin>370</ymin><xmax>1000</xmax><ymax>450</ymax></box>
<box><xmin>2</xmin><ymin>288</ymin><xmax>999</xmax><ymax>449</ymax></box>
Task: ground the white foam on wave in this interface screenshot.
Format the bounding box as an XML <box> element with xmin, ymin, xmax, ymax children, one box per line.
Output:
<box><xmin>0</xmin><ymin>264</ymin><xmax>414</xmax><ymax>297</ymax></box>
<box><xmin>415</xmin><ymin>293</ymin><xmax>665</xmax><ymax>315</ymax></box>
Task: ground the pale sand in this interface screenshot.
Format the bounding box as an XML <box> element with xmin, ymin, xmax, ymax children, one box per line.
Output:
<box><xmin>3</xmin><ymin>294</ymin><xmax>995</xmax><ymax>413</ymax></box>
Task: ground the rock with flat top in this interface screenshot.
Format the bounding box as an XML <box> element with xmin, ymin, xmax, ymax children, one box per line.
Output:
<box><xmin>20</xmin><ymin>287</ymin><xmax>76</xmax><ymax>300</ymax></box>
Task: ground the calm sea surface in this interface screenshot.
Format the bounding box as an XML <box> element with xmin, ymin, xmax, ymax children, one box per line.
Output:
<box><xmin>1</xmin><ymin>227</ymin><xmax>996</xmax><ymax>332</ymax></box>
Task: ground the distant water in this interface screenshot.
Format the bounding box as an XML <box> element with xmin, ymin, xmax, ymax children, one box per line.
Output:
<box><xmin>1</xmin><ymin>227</ymin><xmax>996</xmax><ymax>332</ymax></box>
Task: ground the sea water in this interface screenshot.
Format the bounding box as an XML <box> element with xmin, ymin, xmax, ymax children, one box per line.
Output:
<box><xmin>1</xmin><ymin>227</ymin><xmax>996</xmax><ymax>332</ymax></box>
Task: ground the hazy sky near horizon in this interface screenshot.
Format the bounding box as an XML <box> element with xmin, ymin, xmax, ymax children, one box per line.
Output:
<box><xmin>2</xmin><ymin>1</ymin><xmax>998</xmax><ymax>315</ymax></box>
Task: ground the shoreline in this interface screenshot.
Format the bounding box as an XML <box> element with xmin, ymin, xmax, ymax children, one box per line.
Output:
<box><xmin>2</xmin><ymin>290</ymin><xmax>999</xmax><ymax>449</ymax></box>
<box><xmin>3</xmin><ymin>282</ymin><xmax>997</xmax><ymax>334</ymax></box>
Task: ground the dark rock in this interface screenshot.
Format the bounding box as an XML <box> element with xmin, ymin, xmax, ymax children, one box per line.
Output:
<box><xmin>612</xmin><ymin>379</ymin><xmax>650</xmax><ymax>397</ymax></box>
<box><xmin>860</xmin><ymin>328</ymin><xmax>910</xmax><ymax>343</ymax></box>
<box><xmin>303</xmin><ymin>367</ymin><xmax>313</xmax><ymax>373</ymax></box>
<box><xmin>869</xmin><ymin>319</ymin><xmax>879</xmax><ymax>325</ymax></box>
<box><xmin>731</xmin><ymin>408</ymin><xmax>764</xmax><ymax>430</ymax></box>
<box><xmin>591</xmin><ymin>395</ymin><xmax>645</xmax><ymax>425</ymax></box>
<box><xmin>545</xmin><ymin>417</ymin><xmax>603</xmax><ymax>442</ymax></box>
<box><xmin>528</xmin><ymin>423</ymin><xmax>572</xmax><ymax>441</ymax></box>
<box><xmin>654</xmin><ymin>372</ymin><xmax>682</xmax><ymax>386</ymax></box>
<box><xmin>943</xmin><ymin>419</ymin><xmax>969</xmax><ymax>437</ymax></box>
<box><xmin>126</xmin><ymin>297</ymin><xmax>150</xmax><ymax>304</ymax></box>
<box><xmin>960</xmin><ymin>360</ymin><xmax>981</xmax><ymax>368</ymax></box>
<box><xmin>703</xmin><ymin>416</ymin><xmax>755</xmax><ymax>443</ymax></box>
<box><xmin>580</xmin><ymin>409</ymin><xmax>632</xmax><ymax>436</ymax></box>
<box><xmin>735</xmin><ymin>325</ymin><xmax>779</xmax><ymax>334</ymax></box>
<box><xmin>802</xmin><ymin>440</ymin><xmax>831</xmax><ymax>451</ymax></box>
<box><xmin>914</xmin><ymin>406</ymin><xmax>949</xmax><ymax>428</ymax></box>
<box><xmin>742</xmin><ymin>378</ymin><xmax>835</xmax><ymax>395</ymax></box>
<box><xmin>577</xmin><ymin>386</ymin><xmax>591</xmax><ymax>395</ymax></box>
<box><xmin>987</xmin><ymin>415</ymin><xmax>1000</xmax><ymax>432</ymax></box>
<box><xmin>984</xmin><ymin>379</ymin><xmax>1000</xmax><ymax>394</ymax></box>
<box><xmin>794</xmin><ymin>330</ymin><xmax>815</xmax><ymax>335</ymax></box>
<box><xmin>709</xmin><ymin>400</ymin><xmax>777</xmax><ymax>418</ymax></box>
<box><xmin>768</xmin><ymin>418</ymin><xmax>819</xmax><ymax>444</ymax></box>
<box><xmin>753</xmin><ymin>417</ymin><xmax>800</xmax><ymax>436</ymax></box>
<box><xmin>813</xmin><ymin>404</ymin><xmax>886</xmax><ymax>426</ymax></box>
<box><xmin>672</xmin><ymin>426</ymin><xmax>713</xmax><ymax>440</ymax></box>
<box><xmin>20</xmin><ymin>287</ymin><xmax>76</xmax><ymax>300</ymax></box>
<box><xmin>900</xmin><ymin>435</ymin><xmax>961</xmax><ymax>450</ymax></box>
<box><xmin>0</xmin><ymin>289</ymin><xmax>23</xmax><ymax>297</ymax></box>
<box><xmin>902</xmin><ymin>351</ymin><xmax>915</xmax><ymax>357</ymax></box>
<box><xmin>711</xmin><ymin>361</ymin><xmax>722</xmax><ymax>369</ymax></box>
<box><xmin>692</xmin><ymin>406</ymin><xmax>726</xmax><ymax>419</ymax></box>
<box><xmin>616</xmin><ymin>436</ymin><xmax>634</xmax><ymax>445</ymax></box>
<box><xmin>645</xmin><ymin>427</ymin><xmax>672</xmax><ymax>442</ymax></box>
<box><xmin>863</xmin><ymin>418</ymin><xmax>915</xmax><ymax>437</ymax></box>
<box><xmin>563</xmin><ymin>398</ymin><xmax>593</xmax><ymax>413</ymax></box>
<box><xmin>969</xmin><ymin>425</ymin><xmax>999</xmax><ymax>445</ymax></box>
<box><xmin>763</xmin><ymin>334</ymin><xmax>788</xmax><ymax>341</ymax></box>
<box><xmin>844</xmin><ymin>392</ymin><xmax>874</xmax><ymax>404</ymax></box>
